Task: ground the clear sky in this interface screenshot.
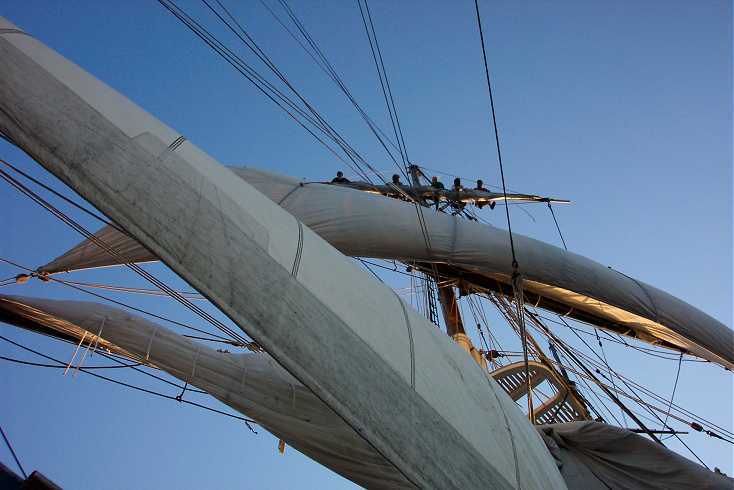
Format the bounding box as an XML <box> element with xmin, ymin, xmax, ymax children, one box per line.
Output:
<box><xmin>0</xmin><ymin>1</ymin><xmax>731</xmax><ymax>488</ymax></box>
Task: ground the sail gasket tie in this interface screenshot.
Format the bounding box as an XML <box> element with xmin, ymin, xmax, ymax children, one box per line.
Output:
<box><xmin>291</xmin><ymin>221</ymin><xmax>304</xmax><ymax>277</ymax></box>
<box><xmin>166</xmin><ymin>135</ymin><xmax>187</xmax><ymax>154</ymax></box>
<box><xmin>0</xmin><ymin>28</ymin><xmax>31</xmax><ymax>37</ymax></box>
<box><xmin>89</xmin><ymin>317</ymin><xmax>107</xmax><ymax>358</ymax></box>
<box><xmin>189</xmin><ymin>345</ymin><xmax>201</xmax><ymax>383</ymax></box>
<box><xmin>145</xmin><ymin>327</ymin><xmax>159</xmax><ymax>361</ymax></box>
<box><xmin>278</xmin><ymin>182</ymin><xmax>305</xmax><ymax>206</ymax></box>
<box><xmin>393</xmin><ymin>292</ymin><xmax>415</xmax><ymax>389</ymax></box>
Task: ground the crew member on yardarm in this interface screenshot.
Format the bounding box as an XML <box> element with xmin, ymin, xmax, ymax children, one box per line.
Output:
<box><xmin>452</xmin><ymin>177</ymin><xmax>466</xmax><ymax>211</ymax></box>
<box><xmin>430</xmin><ymin>176</ymin><xmax>445</xmax><ymax>189</ymax></box>
<box><xmin>474</xmin><ymin>178</ymin><xmax>495</xmax><ymax>209</ymax></box>
<box><xmin>430</xmin><ymin>176</ymin><xmax>445</xmax><ymax>209</ymax></box>
<box><xmin>331</xmin><ymin>171</ymin><xmax>350</xmax><ymax>183</ymax></box>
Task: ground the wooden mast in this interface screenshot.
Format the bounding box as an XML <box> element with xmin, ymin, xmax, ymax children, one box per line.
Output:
<box><xmin>437</xmin><ymin>285</ymin><xmax>487</xmax><ymax>369</ymax></box>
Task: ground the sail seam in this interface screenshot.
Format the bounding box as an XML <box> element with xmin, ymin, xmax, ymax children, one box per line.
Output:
<box><xmin>291</xmin><ymin>221</ymin><xmax>304</xmax><ymax>276</ymax></box>
<box><xmin>488</xmin><ymin>378</ymin><xmax>521</xmax><ymax>489</ymax></box>
<box><xmin>393</xmin><ymin>293</ymin><xmax>415</xmax><ymax>389</ymax></box>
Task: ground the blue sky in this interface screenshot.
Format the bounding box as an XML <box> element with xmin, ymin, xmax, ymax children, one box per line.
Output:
<box><xmin>1</xmin><ymin>1</ymin><xmax>731</xmax><ymax>488</ymax></box>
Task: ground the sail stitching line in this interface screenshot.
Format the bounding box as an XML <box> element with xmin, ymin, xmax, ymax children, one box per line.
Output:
<box><xmin>393</xmin><ymin>292</ymin><xmax>415</xmax><ymax>389</ymax></box>
<box><xmin>88</xmin><ymin>317</ymin><xmax>106</xmax><ymax>359</ymax></box>
<box><xmin>487</xmin><ymin>378</ymin><xmax>521</xmax><ymax>489</ymax></box>
<box><xmin>291</xmin><ymin>221</ymin><xmax>304</xmax><ymax>276</ymax></box>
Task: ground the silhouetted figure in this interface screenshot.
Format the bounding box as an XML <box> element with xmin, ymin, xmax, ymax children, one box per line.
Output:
<box><xmin>391</xmin><ymin>174</ymin><xmax>403</xmax><ymax>186</ymax></box>
<box><xmin>451</xmin><ymin>177</ymin><xmax>466</xmax><ymax>212</ymax></box>
<box><xmin>430</xmin><ymin>176</ymin><xmax>445</xmax><ymax>189</ymax></box>
<box><xmin>331</xmin><ymin>171</ymin><xmax>350</xmax><ymax>183</ymax></box>
<box><xmin>430</xmin><ymin>176</ymin><xmax>445</xmax><ymax>210</ymax></box>
<box><xmin>474</xmin><ymin>178</ymin><xmax>495</xmax><ymax>209</ymax></box>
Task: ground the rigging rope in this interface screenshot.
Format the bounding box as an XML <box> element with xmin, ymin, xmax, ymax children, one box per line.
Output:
<box><xmin>0</xmin><ymin>334</ymin><xmax>256</xmax><ymax>426</ymax></box>
<box><xmin>521</xmin><ymin>307</ymin><xmax>664</xmax><ymax>443</ymax></box>
<box><xmin>472</xmin><ymin>0</ymin><xmax>536</xmax><ymax>421</ymax></box>
<box><xmin>0</xmin><ymin>168</ymin><xmax>252</xmax><ymax>346</ymax></box>
<box><xmin>0</xmin><ymin>256</ymin><xmax>231</xmax><ymax>344</ymax></box>
<box><xmin>205</xmin><ymin>0</ymin><xmax>381</xmax><ymax>179</ymax></box>
<box><xmin>265</xmin><ymin>0</ymin><xmax>404</xmax><ymax>171</ymax></box>
<box><xmin>0</xmin><ymin>356</ymin><xmax>143</xmax><ymax>370</ymax></box>
<box><xmin>158</xmin><ymin>0</ymin><xmax>375</xmax><ymax>184</ymax></box>
<box><xmin>357</xmin><ymin>0</ymin><xmax>409</xmax><ymax>174</ymax></box>
<box><xmin>662</xmin><ymin>353</ymin><xmax>683</xmax><ymax>438</ymax></box>
<box><xmin>0</xmin><ymin>424</ymin><xmax>26</xmax><ymax>479</ymax></box>
<box><xmin>531</xmin><ymin>316</ymin><xmax>726</xmax><ymax>464</ymax></box>
<box><xmin>0</xmin><ymin>159</ymin><xmax>123</xmax><ymax>232</ymax></box>
<box><xmin>472</xmin><ymin>0</ymin><xmax>517</xmax><ymax>268</ymax></box>
<box><xmin>547</xmin><ymin>202</ymin><xmax>567</xmax><ymax>250</ymax></box>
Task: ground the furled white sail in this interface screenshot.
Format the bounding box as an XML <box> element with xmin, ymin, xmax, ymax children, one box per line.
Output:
<box><xmin>0</xmin><ymin>17</ymin><xmax>565</xmax><ymax>489</ymax></box>
<box><xmin>39</xmin><ymin>167</ymin><xmax>734</xmax><ymax>370</ymax></box>
<box><xmin>2</xmin><ymin>294</ymin><xmax>730</xmax><ymax>490</ymax></box>
<box><xmin>0</xmin><ymin>294</ymin><xmax>413</xmax><ymax>489</ymax></box>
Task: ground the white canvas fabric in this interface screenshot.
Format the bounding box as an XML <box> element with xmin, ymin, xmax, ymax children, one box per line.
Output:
<box><xmin>537</xmin><ymin>422</ymin><xmax>733</xmax><ymax>490</ymax></box>
<box><xmin>40</xmin><ymin>167</ymin><xmax>733</xmax><ymax>370</ymax></box>
<box><xmin>2</xmin><ymin>295</ymin><xmax>729</xmax><ymax>490</ymax></box>
<box><xmin>0</xmin><ymin>17</ymin><xmax>565</xmax><ymax>489</ymax></box>
<box><xmin>0</xmin><ymin>294</ymin><xmax>413</xmax><ymax>489</ymax></box>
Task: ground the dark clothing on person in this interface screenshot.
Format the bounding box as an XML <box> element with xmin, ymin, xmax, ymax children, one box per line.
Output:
<box><xmin>331</xmin><ymin>176</ymin><xmax>350</xmax><ymax>183</ymax></box>
<box><xmin>475</xmin><ymin>186</ymin><xmax>495</xmax><ymax>210</ymax></box>
<box><xmin>431</xmin><ymin>180</ymin><xmax>445</xmax><ymax>190</ymax></box>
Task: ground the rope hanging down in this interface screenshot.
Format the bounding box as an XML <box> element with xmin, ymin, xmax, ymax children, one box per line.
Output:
<box><xmin>473</xmin><ymin>0</ymin><xmax>533</xmax><ymax>420</ymax></box>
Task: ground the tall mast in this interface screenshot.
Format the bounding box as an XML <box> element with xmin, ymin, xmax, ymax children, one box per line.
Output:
<box><xmin>438</xmin><ymin>284</ymin><xmax>486</xmax><ymax>369</ymax></box>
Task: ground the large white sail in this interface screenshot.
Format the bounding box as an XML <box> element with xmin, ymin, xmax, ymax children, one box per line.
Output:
<box><xmin>0</xmin><ymin>17</ymin><xmax>565</xmax><ymax>489</ymax></box>
<box><xmin>39</xmin><ymin>167</ymin><xmax>734</xmax><ymax>370</ymax></box>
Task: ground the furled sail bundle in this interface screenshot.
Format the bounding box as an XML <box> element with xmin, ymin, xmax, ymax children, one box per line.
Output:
<box><xmin>0</xmin><ymin>294</ymin><xmax>413</xmax><ymax>489</ymax></box>
<box><xmin>2</xmin><ymin>294</ymin><xmax>730</xmax><ymax>490</ymax></box>
<box><xmin>39</xmin><ymin>168</ymin><xmax>734</xmax><ymax>370</ymax></box>
<box><xmin>0</xmin><ymin>17</ymin><xmax>566</xmax><ymax>489</ymax></box>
